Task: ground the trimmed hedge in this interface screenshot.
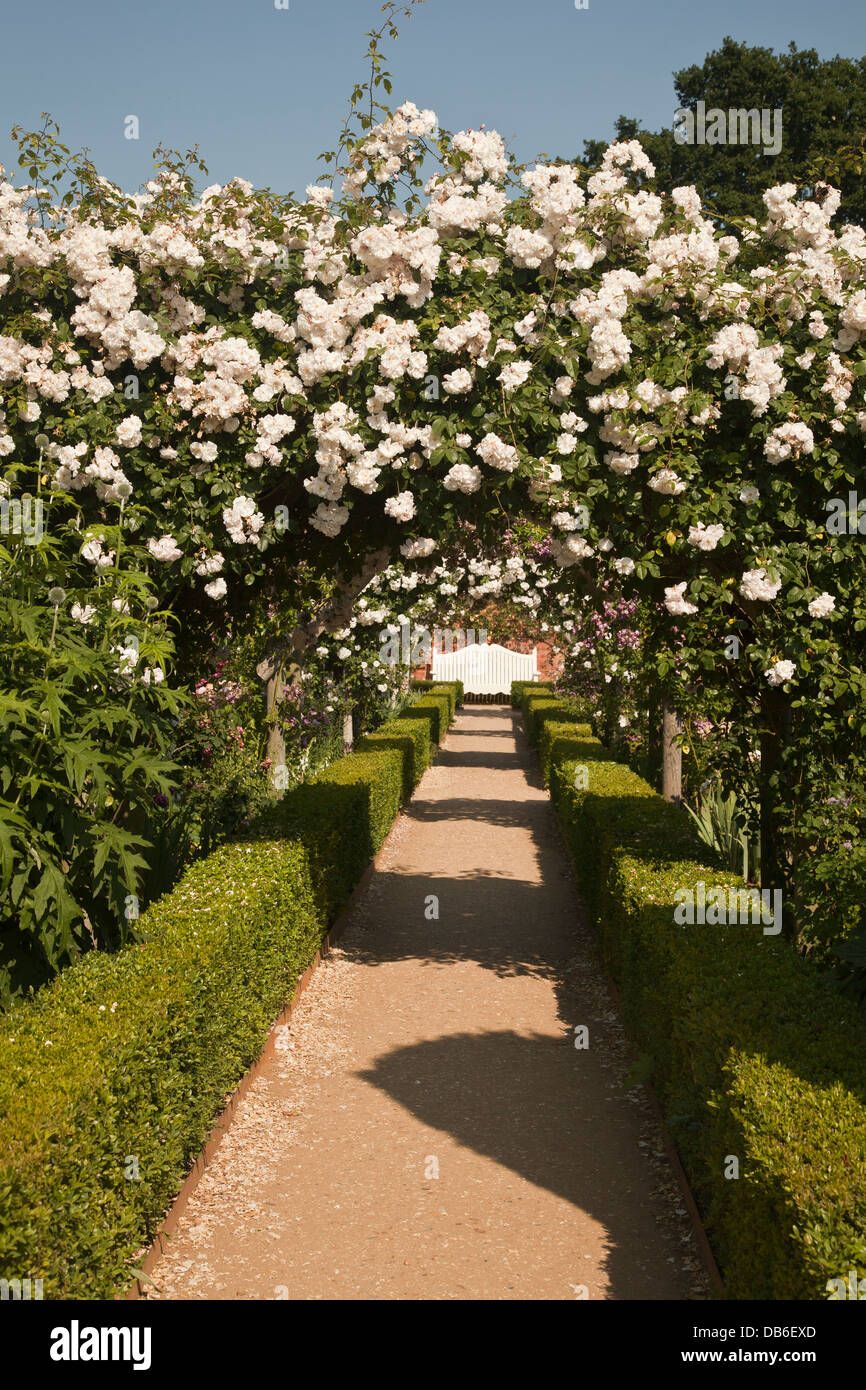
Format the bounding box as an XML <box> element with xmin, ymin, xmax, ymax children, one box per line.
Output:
<box><xmin>510</xmin><ymin>679</ymin><xmax>551</xmax><ymax>708</ymax></box>
<box><xmin>411</xmin><ymin>677</ymin><xmax>464</xmax><ymax>708</ymax></box>
<box><xmin>401</xmin><ymin>690</ymin><xmax>452</xmax><ymax>745</ymax></box>
<box><xmin>519</xmin><ymin>686</ymin><xmax>866</xmax><ymax>1301</ymax></box>
<box><xmin>0</xmin><ymin>690</ymin><xmax>455</xmax><ymax>1299</ymax></box>
<box><xmin>268</xmin><ymin>744</ymin><xmax>407</xmax><ymax>923</ymax></box>
<box><xmin>0</xmin><ymin>839</ymin><xmax>320</xmax><ymax>1299</ymax></box>
<box><xmin>536</xmin><ymin>715</ymin><xmax>594</xmax><ymax>785</ymax></box>
<box><xmin>259</xmin><ymin>687</ymin><xmax>456</xmax><ymax>922</ymax></box>
<box><xmin>519</xmin><ymin>687</ymin><xmax>589</xmax><ymax>752</ymax></box>
<box><xmin>359</xmin><ymin>714</ymin><xmax>432</xmax><ymax>800</ymax></box>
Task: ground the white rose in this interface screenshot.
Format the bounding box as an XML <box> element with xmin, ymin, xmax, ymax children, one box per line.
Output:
<box><xmin>116</xmin><ymin>415</ymin><xmax>143</xmax><ymax>448</ymax></box>
<box><xmin>764</xmin><ymin>659</ymin><xmax>796</xmax><ymax>686</ymax></box>
<box><xmin>807</xmin><ymin>592</ymin><xmax>835</xmax><ymax>618</ymax></box>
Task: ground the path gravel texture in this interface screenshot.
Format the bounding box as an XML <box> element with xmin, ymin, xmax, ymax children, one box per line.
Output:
<box><xmin>144</xmin><ymin>706</ymin><xmax>710</xmax><ymax>1301</ymax></box>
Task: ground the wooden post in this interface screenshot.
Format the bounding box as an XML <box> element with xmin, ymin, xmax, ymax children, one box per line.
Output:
<box><xmin>257</xmin><ymin>654</ymin><xmax>292</xmax><ymax>773</ymax></box>
<box><xmin>264</xmin><ymin>671</ymin><xmax>286</xmax><ymax>770</ymax></box>
<box><xmin>661</xmin><ymin>697</ymin><xmax>682</xmax><ymax>803</ymax></box>
<box><xmin>759</xmin><ymin>686</ymin><xmax>792</xmax><ymax>925</ymax></box>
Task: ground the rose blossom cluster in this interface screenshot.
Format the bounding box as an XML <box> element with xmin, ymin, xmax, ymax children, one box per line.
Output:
<box><xmin>0</xmin><ymin>96</ymin><xmax>862</xmax><ymax>731</ymax></box>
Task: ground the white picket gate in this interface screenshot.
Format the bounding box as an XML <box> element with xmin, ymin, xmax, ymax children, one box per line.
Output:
<box><xmin>431</xmin><ymin>641</ymin><xmax>538</xmax><ymax>698</ymax></box>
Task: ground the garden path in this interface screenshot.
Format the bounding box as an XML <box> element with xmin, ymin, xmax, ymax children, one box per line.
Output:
<box><xmin>144</xmin><ymin>706</ymin><xmax>708</xmax><ymax>1301</ymax></box>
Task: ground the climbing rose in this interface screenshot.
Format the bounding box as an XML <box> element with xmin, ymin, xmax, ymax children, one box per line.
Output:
<box><xmin>443</xmin><ymin>368</ymin><xmax>473</xmax><ymax>394</ymax></box>
<box><xmin>384</xmin><ymin>491</ymin><xmax>416</xmax><ymax>522</ymax></box>
<box><xmin>764</xmin><ymin>422</ymin><xmax>815</xmax><ymax>463</ymax></box>
<box><xmin>400</xmin><ymin>537</ymin><xmax>437</xmax><ymax>558</ymax></box>
<box><xmin>765</xmin><ymin>659</ymin><xmax>796</xmax><ymax>686</ymax></box>
<box><xmin>664</xmin><ymin>582</ymin><xmax>698</xmax><ymax>615</ymax></box>
<box><xmin>648</xmin><ymin>469</ymin><xmax>687</xmax><ymax>495</ymax></box>
<box><xmin>808</xmin><ymin>592</ymin><xmax>835</xmax><ymax>618</ymax></box>
<box><xmin>740</xmin><ymin>568</ymin><xmax>781</xmax><ymax>602</ymax></box>
<box><xmin>116</xmin><ymin>415</ymin><xmax>143</xmax><ymax>447</ymax></box>
<box><xmin>148</xmin><ymin>535</ymin><xmax>183</xmax><ymax>562</ymax></box>
<box><xmin>443</xmin><ymin>462</ymin><xmax>482</xmax><ymax>493</ymax></box>
<box><xmin>687</xmin><ymin>523</ymin><xmax>725</xmax><ymax>551</ymax></box>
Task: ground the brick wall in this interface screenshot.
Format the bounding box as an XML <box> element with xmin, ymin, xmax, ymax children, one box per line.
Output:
<box><xmin>506</xmin><ymin>637</ymin><xmax>564</xmax><ymax>682</ymax></box>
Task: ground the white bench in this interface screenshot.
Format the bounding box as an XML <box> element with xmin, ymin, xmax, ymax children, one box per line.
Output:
<box><xmin>432</xmin><ymin>641</ymin><xmax>538</xmax><ymax>697</ymax></box>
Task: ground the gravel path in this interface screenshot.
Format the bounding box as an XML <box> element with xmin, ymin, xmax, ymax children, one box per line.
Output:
<box><xmin>144</xmin><ymin>706</ymin><xmax>710</xmax><ymax>1301</ymax></box>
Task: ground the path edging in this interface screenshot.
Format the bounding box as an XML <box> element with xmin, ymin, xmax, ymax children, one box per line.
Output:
<box><xmin>522</xmin><ymin>713</ymin><xmax>727</xmax><ymax>1299</ymax></box>
<box><xmin>124</xmin><ymin>780</ymin><xmax>419</xmax><ymax>1301</ymax></box>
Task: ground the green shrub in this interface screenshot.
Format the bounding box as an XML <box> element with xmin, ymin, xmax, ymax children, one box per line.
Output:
<box><xmin>267</xmin><ymin>746</ymin><xmax>404</xmax><ymax>923</ymax></box>
<box><xmin>536</xmin><ymin>718</ymin><xmax>594</xmax><ymax>785</ymax></box>
<box><xmin>0</xmin><ymin>687</ymin><xmax>456</xmax><ymax>1298</ymax></box>
<box><xmin>358</xmin><ymin>715</ymin><xmax>432</xmax><ymax>799</ymax></box>
<box><xmin>529</xmin><ymin>694</ymin><xmax>866</xmax><ymax>1300</ymax></box>
<box><xmin>516</xmin><ymin>685</ymin><xmax>587</xmax><ymax>750</ymax></box>
<box><xmin>520</xmin><ymin>695</ymin><xmax>560</xmax><ymax>745</ymax></box>
<box><xmin>411</xmin><ymin>678</ymin><xmax>464</xmax><ymax>707</ymax></box>
<box><xmin>510</xmin><ymin>679</ymin><xmax>551</xmax><ymax>708</ymax></box>
<box><xmin>402</xmin><ymin>689</ymin><xmax>452</xmax><ymax>745</ymax></box>
<box><xmin>428</xmin><ymin>682</ymin><xmax>462</xmax><ymax>724</ymax></box>
<box><xmin>254</xmin><ymin>691</ymin><xmax>444</xmax><ymax>920</ymax></box>
<box><xmin>0</xmin><ymin>838</ymin><xmax>321</xmax><ymax>1299</ymax></box>
<box><xmin>0</xmin><ymin>531</ymin><xmax>182</xmax><ymax>1003</ymax></box>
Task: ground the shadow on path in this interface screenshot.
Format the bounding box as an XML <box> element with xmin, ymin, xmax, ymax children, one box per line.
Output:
<box><xmin>357</xmin><ymin>1028</ymin><xmax>676</xmax><ymax>1300</ymax></box>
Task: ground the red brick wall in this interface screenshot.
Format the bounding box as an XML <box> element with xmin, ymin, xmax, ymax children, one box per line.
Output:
<box><xmin>505</xmin><ymin>637</ymin><xmax>564</xmax><ymax>682</ymax></box>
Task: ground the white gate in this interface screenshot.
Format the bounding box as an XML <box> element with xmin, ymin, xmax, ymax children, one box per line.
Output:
<box><xmin>432</xmin><ymin>642</ymin><xmax>538</xmax><ymax>697</ymax></box>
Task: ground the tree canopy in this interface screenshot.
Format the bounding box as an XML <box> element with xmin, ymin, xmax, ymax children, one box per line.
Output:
<box><xmin>581</xmin><ymin>38</ymin><xmax>866</xmax><ymax>228</ymax></box>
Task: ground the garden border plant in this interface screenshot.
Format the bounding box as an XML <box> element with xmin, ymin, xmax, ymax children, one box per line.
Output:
<box><xmin>515</xmin><ymin>681</ymin><xmax>866</xmax><ymax>1301</ymax></box>
<box><xmin>0</xmin><ymin>686</ymin><xmax>456</xmax><ymax>1299</ymax></box>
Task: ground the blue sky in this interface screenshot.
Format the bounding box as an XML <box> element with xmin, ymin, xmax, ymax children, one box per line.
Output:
<box><xmin>1</xmin><ymin>0</ymin><xmax>864</xmax><ymax>196</ymax></box>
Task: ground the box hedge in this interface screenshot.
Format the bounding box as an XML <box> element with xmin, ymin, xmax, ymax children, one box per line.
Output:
<box><xmin>536</xmin><ymin>716</ymin><xmax>594</xmax><ymax>785</ymax></box>
<box><xmin>519</xmin><ymin>687</ymin><xmax>589</xmax><ymax>751</ymax></box>
<box><xmin>401</xmin><ymin>687</ymin><xmax>454</xmax><ymax>745</ymax></box>
<box><xmin>411</xmin><ymin>678</ymin><xmax>464</xmax><ymax>708</ymax></box>
<box><xmin>0</xmin><ymin>690</ymin><xmax>455</xmax><ymax>1299</ymax></box>
<box><xmin>0</xmin><ymin>839</ymin><xmax>320</xmax><ymax>1299</ymax></box>
<box><xmin>510</xmin><ymin>679</ymin><xmax>551</xmax><ymax>708</ymax></box>
<box><xmin>516</xmin><ymin>683</ymin><xmax>866</xmax><ymax>1301</ymax></box>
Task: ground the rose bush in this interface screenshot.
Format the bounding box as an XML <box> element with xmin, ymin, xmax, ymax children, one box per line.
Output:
<box><xmin>2</xmin><ymin>4</ymin><xmax>864</xmax><ymax>973</ymax></box>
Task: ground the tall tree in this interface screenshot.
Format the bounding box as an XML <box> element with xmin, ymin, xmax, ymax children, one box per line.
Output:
<box><xmin>581</xmin><ymin>38</ymin><xmax>866</xmax><ymax>226</ymax></box>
